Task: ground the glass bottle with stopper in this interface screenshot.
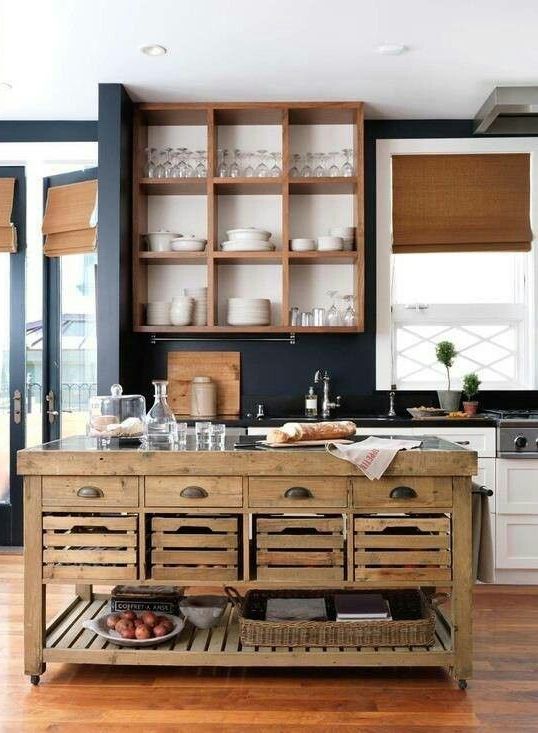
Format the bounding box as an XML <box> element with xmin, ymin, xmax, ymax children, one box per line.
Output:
<box><xmin>142</xmin><ymin>380</ymin><xmax>178</xmax><ymax>449</ymax></box>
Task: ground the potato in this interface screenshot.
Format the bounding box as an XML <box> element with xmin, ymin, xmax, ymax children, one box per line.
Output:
<box><xmin>135</xmin><ymin>624</ymin><xmax>152</xmax><ymax>640</ymax></box>
<box><xmin>119</xmin><ymin>626</ymin><xmax>136</xmax><ymax>639</ymax></box>
<box><xmin>133</xmin><ymin>618</ymin><xmax>145</xmax><ymax>628</ymax></box>
<box><xmin>158</xmin><ymin>618</ymin><xmax>174</xmax><ymax>633</ymax></box>
<box><xmin>153</xmin><ymin>623</ymin><xmax>168</xmax><ymax>638</ymax></box>
<box><xmin>141</xmin><ymin>611</ymin><xmax>158</xmax><ymax>628</ymax></box>
<box><xmin>120</xmin><ymin>611</ymin><xmax>136</xmax><ymax>621</ymax></box>
<box><xmin>105</xmin><ymin>613</ymin><xmax>121</xmax><ymax>629</ymax></box>
<box><xmin>115</xmin><ymin>618</ymin><xmax>134</xmax><ymax>634</ymax></box>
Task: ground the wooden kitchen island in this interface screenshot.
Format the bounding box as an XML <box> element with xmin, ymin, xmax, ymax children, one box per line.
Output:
<box><xmin>18</xmin><ymin>435</ymin><xmax>476</xmax><ymax>687</ymax></box>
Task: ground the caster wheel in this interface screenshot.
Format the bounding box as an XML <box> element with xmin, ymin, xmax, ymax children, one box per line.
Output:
<box><xmin>458</xmin><ymin>679</ymin><xmax>467</xmax><ymax>690</ymax></box>
<box><xmin>30</xmin><ymin>675</ymin><xmax>40</xmax><ymax>686</ymax></box>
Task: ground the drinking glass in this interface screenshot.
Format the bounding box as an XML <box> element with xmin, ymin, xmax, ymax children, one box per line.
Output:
<box><xmin>144</xmin><ymin>147</ymin><xmax>156</xmax><ymax>177</ymax></box>
<box><xmin>328</xmin><ymin>151</ymin><xmax>340</xmax><ymax>177</ymax></box>
<box><xmin>163</xmin><ymin>147</ymin><xmax>174</xmax><ymax>178</ymax></box>
<box><xmin>195</xmin><ymin>421</ymin><xmax>212</xmax><ymax>449</ymax></box>
<box><xmin>341</xmin><ymin>148</ymin><xmax>354</xmax><ymax>177</ymax></box>
<box><xmin>176</xmin><ymin>147</ymin><xmax>189</xmax><ymax>178</ymax></box>
<box><xmin>177</xmin><ymin>421</ymin><xmax>188</xmax><ymax>449</ymax></box>
<box><xmin>184</xmin><ymin>150</ymin><xmax>195</xmax><ymax>177</ymax></box>
<box><xmin>217</xmin><ymin>149</ymin><xmax>230</xmax><ymax>177</ymax></box>
<box><xmin>326</xmin><ymin>290</ymin><xmax>341</xmax><ymax>327</ymax></box>
<box><xmin>300</xmin><ymin>311</ymin><xmax>313</xmax><ymax>327</ymax></box>
<box><xmin>313</xmin><ymin>152</ymin><xmax>325</xmax><ymax>177</ymax></box>
<box><xmin>154</xmin><ymin>149</ymin><xmax>165</xmax><ymax>178</ymax></box>
<box><xmin>269</xmin><ymin>152</ymin><xmax>282</xmax><ymax>177</ymax></box>
<box><xmin>289</xmin><ymin>153</ymin><xmax>302</xmax><ymax>177</ymax></box>
<box><xmin>243</xmin><ymin>152</ymin><xmax>254</xmax><ymax>177</ymax></box>
<box><xmin>194</xmin><ymin>150</ymin><xmax>207</xmax><ymax>178</ymax></box>
<box><xmin>289</xmin><ymin>306</ymin><xmax>299</xmax><ymax>326</ymax></box>
<box><xmin>255</xmin><ymin>149</ymin><xmax>269</xmax><ymax>177</ymax></box>
<box><xmin>300</xmin><ymin>152</ymin><xmax>313</xmax><ymax>177</ymax></box>
<box><xmin>230</xmin><ymin>149</ymin><xmax>241</xmax><ymax>178</ymax></box>
<box><xmin>209</xmin><ymin>423</ymin><xmax>226</xmax><ymax>451</ymax></box>
<box><xmin>312</xmin><ymin>307</ymin><xmax>326</xmax><ymax>326</ymax></box>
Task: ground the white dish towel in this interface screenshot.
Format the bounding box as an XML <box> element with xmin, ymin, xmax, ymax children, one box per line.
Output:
<box><xmin>326</xmin><ymin>436</ymin><xmax>422</xmax><ymax>480</ymax></box>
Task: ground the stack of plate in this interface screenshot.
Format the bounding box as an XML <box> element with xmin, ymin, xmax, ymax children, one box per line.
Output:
<box><xmin>221</xmin><ymin>227</ymin><xmax>274</xmax><ymax>252</ymax></box>
<box><xmin>146</xmin><ymin>301</ymin><xmax>170</xmax><ymax>325</ymax></box>
<box><xmin>170</xmin><ymin>296</ymin><xmax>194</xmax><ymax>326</ymax></box>
<box><xmin>227</xmin><ymin>298</ymin><xmax>271</xmax><ymax>326</ymax></box>
<box><xmin>185</xmin><ymin>287</ymin><xmax>207</xmax><ymax>326</ymax></box>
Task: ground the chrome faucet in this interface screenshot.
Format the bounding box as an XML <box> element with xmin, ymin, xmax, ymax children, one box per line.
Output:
<box><xmin>314</xmin><ymin>369</ymin><xmax>342</xmax><ymax>419</ymax></box>
<box><xmin>388</xmin><ymin>387</ymin><xmax>397</xmax><ymax>417</ymax></box>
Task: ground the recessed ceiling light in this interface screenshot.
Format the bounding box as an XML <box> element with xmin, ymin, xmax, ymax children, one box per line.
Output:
<box><xmin>0</xmin><ymin>82</ymin><xmax>13</xmax><ymax>92</ymax></box>
<box><xmin>376</xmin><ymin>44</ymin><xmax>408</xmax><ymax>56</ymax></box>
<box><xmin>140</xmin><ymin>44</ymin><xmax>167</xmax><ymax>57</ymax></box>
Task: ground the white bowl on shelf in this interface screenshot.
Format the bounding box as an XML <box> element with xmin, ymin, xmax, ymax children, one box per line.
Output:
<box><xmin>171</xmin><ymin>236</ymin><xmax>207</xmax><ymax>252</ymax></box>
<box><xmin>221</xmin><ymin>240</ymin><xmax>275</xmax><ymax>252</ymax></box>
<box><xmin>291</xmin><ymin>238</ymin><xmax>316</xmax><ymax>252</ymax></box>
<box><xmin>227</xmin><ymin>297</ymin><xmax>271</xmax><ymax>326</ymax></box>
<box><xmin>146</xmin><ymin>231</ymin><xmax>180</xmax><ymax>252</ymax></box>
<box><xmin>226</xmin><ymin>227</ymin><xmax>271</xmax><ymax>242</ymax></box>
<box><xmin>317</xmin><ymin>236</ymin><xmax>344</xmax><ymax>251</ymax></box>
<box><xmin>329</xmin><ymin>226</ymin><xmax>355</xmax><ymax>251</ymax></box>
<box><xmin>146</xmin><ymin>301</ymin><xmax>171</xmax><ymax>326</ymax></box>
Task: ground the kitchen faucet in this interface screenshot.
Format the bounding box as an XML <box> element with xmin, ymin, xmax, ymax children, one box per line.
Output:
<box><xmin>388</xmin><ymin>387</ymin><xmax>397</xmax><ymax>417</ymax></box>
<box><xmin>314</xmin><ymin>369</ymin><xmax>342</xmax><ymax>419</ymax></box>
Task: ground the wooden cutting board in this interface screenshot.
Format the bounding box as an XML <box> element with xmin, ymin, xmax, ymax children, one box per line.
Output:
<box><xmin>167</xmin><ymin>351</ymin><xmax>240</xmax><ymax>417</ymax></box>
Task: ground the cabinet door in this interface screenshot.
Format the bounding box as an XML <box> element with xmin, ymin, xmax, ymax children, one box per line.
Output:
<box><xmin>496</xmin><ymin>515</ymin><xmax>538</xmax><ymax>569</ymax></box>
<box><xmin>497</xmin><ymin>460</ymin><xmax>538</xmax><ymax>514</ymax></box>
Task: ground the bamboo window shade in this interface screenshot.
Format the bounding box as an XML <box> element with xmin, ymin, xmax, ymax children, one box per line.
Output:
<box><xmin>392</xmin><ymin>153</ymin><xmax>532</xmax><ymax>253</ymax></box>
<box><xmin>0</xmin><ymin>178</ymin><xmax>17</xmax><ymax>253</ymax></box>
<box><xmin>42</xmin><ymin>179</ymin><xmax>97</xmax><ymax>256</ymax></box>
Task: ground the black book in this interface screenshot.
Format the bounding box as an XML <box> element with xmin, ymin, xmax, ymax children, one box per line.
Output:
<box><xmin>335</xmin><ymin>593</ymin><xmax>389</xmax><ymax>619</ymax></box>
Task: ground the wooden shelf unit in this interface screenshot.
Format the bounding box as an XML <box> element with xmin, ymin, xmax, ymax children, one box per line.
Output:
<box><xmin>132</xmin><ymin>102</ymin><xmax>364</xmax><ymax>334</ymax></box>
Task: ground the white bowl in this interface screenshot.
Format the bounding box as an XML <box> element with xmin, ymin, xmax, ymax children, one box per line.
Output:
<box><xmin>146</xmin><ymin>231</ymin><xmax>179</xmax><ymax>252</ymax></box>
<box><xmin>171</xmin><ymin>237</ymin><xmax>206</xmax><ymax>252</ymax></box>
<box><xmin>317</xmin><ymin>236</ymin><xmax>344</xmax><ymax>251</ymax></box>
<box><xmin>221</xmin><ymin>241</ymin><xmax>274</xmax><ymax>251</ymax></box>
<box><xmin>291</xmin><ymin>238</ymin><xmax>316</xmax><ymax>251</ymax></box>
<box><xmin>329</xmin><ymin>226</ymin><xmax>355</xmax><ymax>240</ymax></box>
<box><xmin>226</xmin><ymin>227</ymin><xmax>271</xmax><ymax>242</ymax></box>
<box><xmin>179</xmin><ymin>595</ymin><xmax>227</xmax><ymax>629</ymax></box>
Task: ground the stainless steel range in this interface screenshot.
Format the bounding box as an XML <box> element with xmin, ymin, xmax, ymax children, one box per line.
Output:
<box><xmin>483</xmin><ymin>410</ymin><xmax>538</xmax><ymax>457</ymax></box>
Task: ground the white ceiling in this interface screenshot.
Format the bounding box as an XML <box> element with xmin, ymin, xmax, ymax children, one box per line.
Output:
<box><xmin>1</xmin><ymin>0</ymin><xmax>538</xmax><ymax>121</ymax></box>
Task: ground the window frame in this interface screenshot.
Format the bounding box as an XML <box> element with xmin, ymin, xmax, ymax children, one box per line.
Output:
<box><xmin>376</xmin><ymin>137</ymin><xmax>538</xmax><ymax>391</ymax></box>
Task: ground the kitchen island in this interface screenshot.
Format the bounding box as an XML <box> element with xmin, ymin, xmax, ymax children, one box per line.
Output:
<box><xmin>18</xmin><ymin>435</ymin><xmax>476</xmax><ymax>687</ymax></box>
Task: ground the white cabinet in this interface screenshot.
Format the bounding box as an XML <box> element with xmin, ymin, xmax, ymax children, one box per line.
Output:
<box><xmin>354</xmin><ymin>426</ymin><xmax>496</xmax><ymax>458</ymax></box>
<box><xmin>497</xmin><ymin>459</ymin><xmax>538</xmax><ymax>514</ymax></box>
<box><xmin>496</xmin><ymin>515</ymin><xmax>538</xmax><ymax>569</ymax></box>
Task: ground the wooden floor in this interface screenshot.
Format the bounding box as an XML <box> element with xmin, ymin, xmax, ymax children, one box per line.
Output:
<box><xmin>2</xmin><ymin>555</ymin><xmax>538</xmax><ymax>732</ymax></box>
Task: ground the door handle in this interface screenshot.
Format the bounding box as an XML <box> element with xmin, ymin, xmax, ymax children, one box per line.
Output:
<box><xmin>180</xmin><ymin>485</ymin><xmax>208</xmax><ymax>499</ymax></box>
<box><xmin>389</xmin><ymin>485</ymin><xmax>417</xmax><ymax>499</ymax></box>
<box><xmin>12</xmin><ymin>389</ymin><xmax>22</xmax><ymax>425</ymax></box>
<box><xmin>284</xmin><ymin>486</ymin><xmax>313</xmax><ymax>499</ymax></box>
<box><xmin>45</xmin><ymin>390</ymin><xmax>59</xmax><ymax>424</ymax></box>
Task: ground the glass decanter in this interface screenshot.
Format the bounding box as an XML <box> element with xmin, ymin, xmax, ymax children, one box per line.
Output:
<box><xmin>143</xmin><ymin>380</ymin><xmax>178</xmax><ymax>449</ymax></box>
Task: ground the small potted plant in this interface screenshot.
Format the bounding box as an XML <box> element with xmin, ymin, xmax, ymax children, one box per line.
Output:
<box><xmin>435</xmin><ymin>340</ymin><xmax>461</xmax><ymax>412</ymax></box>
<box><xmin>462</xmin><ymin>372</ymin><xmax>481</xmax><ymax>416</ymax></box>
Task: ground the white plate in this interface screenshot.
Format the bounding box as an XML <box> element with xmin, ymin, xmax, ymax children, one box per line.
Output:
<box><xmin>221</xmin><ymin>241</ymin><xmax>275</xmax><ymax>251</ymax></box>
<box><xmin>82</xmin><ymin>608</ymin><xmax>185</xmax><ymax>647</ymax></box>
<box><xmin>171</xmin><ymin>239</ymin><xmax>206</xmax><ymax>252</ymax></box>
<box><xmin>226</xmin><ymin>227</ymin><xmax>271</xmax><ymax>241</ymax></box>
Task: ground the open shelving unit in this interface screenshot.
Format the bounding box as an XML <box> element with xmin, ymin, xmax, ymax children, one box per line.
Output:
<box><xmin>132</xmin><ymin>102</ymin><xmax>364</xmax><ymax>334</ymax></box>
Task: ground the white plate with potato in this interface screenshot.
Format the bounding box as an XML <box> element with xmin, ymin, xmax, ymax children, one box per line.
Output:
<box><xmin>82</xmin><ymin>607</ymin><xmax>185</xmax><ymax>647</ymax></box>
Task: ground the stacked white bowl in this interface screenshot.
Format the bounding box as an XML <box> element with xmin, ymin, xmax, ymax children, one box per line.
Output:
<box><xmin>170</xmin><ymin>296</ymin><xmax>194</xmax><ymax>326</ymax></box>
<box><xmin>227</xmin><ymin>298</ymin><xmax>271</xmax><ymax>326</ymax></box>
<box><xmin>185</xmin><ymin>287</ymin><xmax>208</xmax><ymax>326</ymax></box>
<box><xmin>329</xmin><ymin>226</ymin><xmax>355</xmax><ymax>251</ymax></box>
<box><xmin>221</xmin><ymin>227</ymin><xmax>274</xmax><ymax>252</ymax></box>
<box><xmin>146</xmin><ymin>301</ymin><xmax>171</xmax><ymax>325</ymax></box>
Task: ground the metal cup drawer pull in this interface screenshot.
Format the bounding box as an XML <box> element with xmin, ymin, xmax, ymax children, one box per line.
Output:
<box><xmin>389</xmin><ymin>485</ymin><xmax>417</xmax><ymax>500</ymax></box>
<box><xmin>180</xmin><ymin>485</ymin><xmax>208</xmax><ymax>499</ymax></box>
<box><xmin>76</xmin><ymin>486</ymin><xmax>104</xmax><ymax>498</ymax></box>
<box><xmin>284</xmin><ymin>486</ymin><xmax>313</xmax><ymax>499</ymax></box>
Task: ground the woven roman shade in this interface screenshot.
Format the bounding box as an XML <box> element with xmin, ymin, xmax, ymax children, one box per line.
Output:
<box><xmin>0</xmin><ymin>178</ymin><xmax>17</xmax><ymax>253</ymax></box>
<box><xmin>392</xmin><ymin>153</ymin><xmax>532</xmax><ymax>253</ymax></box>
<box><xmin>42</xmin><ymin>179</ymin><xmax>97</xmax><ymax>256</ymax></box>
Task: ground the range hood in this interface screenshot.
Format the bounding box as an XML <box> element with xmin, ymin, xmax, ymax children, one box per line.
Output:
<box><xmin>474</xmin><ymin>86</ymin><xmax>538</xmax><ymax>134</ymax></box>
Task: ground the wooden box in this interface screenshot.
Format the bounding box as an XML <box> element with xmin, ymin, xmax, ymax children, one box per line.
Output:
<box><xmin>42</xmin><ymin>513</ymin><xmax>138</xmax><ymax>580</ymax></box>
<box><xmin>150</xmin><ymin>515</ymin><xmax>240</xmax><ymax>581</ymax></box>
<box><xmin>255</xmin><ymin>515</ymin><xmax>345</xmax><ymax>582</ymax></box>
<box><xmin>354</xmin><ymin>514</ymin><xmax>452</xmax><ymax>582</ymax></box>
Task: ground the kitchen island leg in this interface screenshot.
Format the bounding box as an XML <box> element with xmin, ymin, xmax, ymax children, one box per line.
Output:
<box><xmin>452</xmin><ymin>476</ymin><xmax>473</xmax><ymax>684</ymax></box>
<box><xmin>24</xmin><ymin>477</ymin><xmax>46</xmax><ymax>681</ymax></box>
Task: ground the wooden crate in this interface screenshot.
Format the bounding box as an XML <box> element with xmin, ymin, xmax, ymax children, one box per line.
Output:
<box><xmin>150</xmin><ymin>515</ymin><xmax>240</xmax><ymax>581</ymax></box>
<box><xmin>255</xmin><ymin>515</ymin><xmax>345</xmax><ymax>581</ymax></box>
<box><xmin>42</xmin><ymin>513</ymin><xmax>138</xmax><ymax>580</ymax></box>
<box><xmin>354</xmin><ymin>514</ymin><xmax>452</xmax><ymax>582</ymax></box>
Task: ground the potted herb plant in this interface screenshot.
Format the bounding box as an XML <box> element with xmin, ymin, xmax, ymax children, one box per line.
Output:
<box><xmin>462</xmin><ymin>372</ymin><xmax>481</xmax><ymax>416</ymax></box>
<box><xmin>435</xmin><ymin>341</ymin><xmax>461</xmax><ymax>412</ymax></box>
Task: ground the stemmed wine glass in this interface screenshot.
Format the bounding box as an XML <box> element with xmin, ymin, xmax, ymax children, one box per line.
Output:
<box><xmin>342</xmin><ymin>295</ymin><xmax>356</xmax><ymax>326</ymax></box>
<box><xmin>300</xmin><ymin>152</ymin><xmax>313</xmax><ymax>177</ymax></box>
<box><xmin>217</xmin><ymin>149</ymin><xmax>230</xmax><ymax>177</ymax></box>
<box><xmin>229</xmin><ymin>149</ymin><xmax>241</xmax><ymax>178</ymax></box>
<box><xmin>270</xmin><ymin>152</ymin><xmax>282</xmax><ymax>177</ymax></box>
<box><xmin>326</xmin><ymin>290</ymin><xmax>342</xmax><ymax>327</ymax></box>
<box><xmin>194</xmin><ymin>150</ymin><xmax>207</xmax><ymax>177</ymax></box>
<box><xmin>313</xmin><ymin>153</ymin><xmax>325</xmax><ymax>177</ymax></box>
<box><xmin>162</xmin><ymin>148</ymin><xmax>173</xmax><ymax>178</ymax></box>
<box><xmin>144</xmin><ymin>147</ymin><xmax>156</xmax><ymax>177</ymax></box>
<box><xmin>328</xmin><ymin>151</ymin><xmax>340</xmax><ymax>177</ymax></box>
<box><xmin>255</xmin><ymin>150</ymin><xmax>269</xmax><ymax>177</ymax></box>
<box><xmin>289</xmin><ymin>153</ymin><xmax>302</xmax><ymax>177</ymax></box>
<box><xmin>341</xmin><ymin>148</ymin><xmax>354</xmax><ymax>177</ymax></box>
<box><xmin>243</xmin><ymin>152</ymin><xmax>254</xmax><ymax>177</ymax></box>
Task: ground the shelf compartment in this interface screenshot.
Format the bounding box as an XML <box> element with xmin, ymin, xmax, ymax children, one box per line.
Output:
<box><xmin>139</xmin><ymin>251</ymin><xmax>208</xmax><ymax>265</ymax></box>
<box><xmin>137</xmin><ymin>105</ymin><xmax>209</xmax><ymax>126</ymax></box>
<box><xmin>289</xmin><ymin>177</ymin><xmax>356</xmax><ymax>195</ymax></box>
<box><xmin>215</xmin><ymin>178</ymin><xmax>283</xmax><ymax>195</ymax></box>
<box><xmin>214</xmin><ymin>107</ymin><xmax>284</xmax><ymax>126</ymax></box>
<box><xmin>288</xmin><ymin>104</ymin><xmax>362</xmax><ymax>125</ymax></box>
<box><xmin>140</xmin><ymin>178</ymin><xmax>207</xmax><ymax>195</ymax></box>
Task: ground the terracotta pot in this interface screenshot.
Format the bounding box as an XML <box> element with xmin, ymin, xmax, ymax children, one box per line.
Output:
<box><xmin>463</xmin><ymin>401</ymin><xmax>479</xmax><ymax>416</ymax></box>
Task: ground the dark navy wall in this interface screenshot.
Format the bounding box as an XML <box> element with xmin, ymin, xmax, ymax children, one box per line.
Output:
<box><xmin>0</xmin><ymin>121</ymin><xmax>97</xmax><ymax>142</ymax></box>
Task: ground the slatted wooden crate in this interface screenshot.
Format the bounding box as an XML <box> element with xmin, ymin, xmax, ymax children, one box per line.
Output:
<box><xmin>150</xmin><ymin>515</ymin><xmax>240</xmax><ymax>581</ymax></box>
<box><xmin>42</xmin><ymin>513</ymin><xmax>138</xmax><ymax>580</ymax></box>
<box><xmin>354</xmin><ymin>514</ymin><xmax>452</xmax><ymax>582</ymax></box>
<box><xmin>255</xmin><ymin>515</ymin><xmax>345</xmax><ymax>581</ymax></box>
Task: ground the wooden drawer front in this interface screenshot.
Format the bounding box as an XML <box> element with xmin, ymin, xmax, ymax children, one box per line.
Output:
<box><xmin>354</xmin><ymin>514</ymin><xmax>451</xmax><ymax>582</ymax></box>
<box><xmin>145</xmin><ymin>476</ymin><xmax>242</xmax><ymax>507</ymax></box>
<box><xmin>42</xmin><ymin>476</ymin><xmax>138</xmax><ymax>507</ymax></box>
<box><xmin>249</xmin><ymin>478</ymin><xmax>347</xmax><ymax>508</ymax></box>
<box><xmin>151</xmin><ymin>515</ymin><xmax>239</xmax><ymax>581</ymax></box>
<box><xmin>255</xmin><ymin>515</ymin><xmax>345</xmax><ymax>582</ymax></box>
<box><xmin>42</xmin><ymin>513</ymin><xmax>138</xmax><ymax>580</ymax></box>
<box><xmin>352</xmin><ymin>477</ymin><xmax>452</xmax><ymax>508</ymax></box>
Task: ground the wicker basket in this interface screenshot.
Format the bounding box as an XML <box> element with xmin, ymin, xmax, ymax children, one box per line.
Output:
<box><xmin>224</xmin><ymin>587</ymin><xmax>445</xmax><ymax>648</ymax></box>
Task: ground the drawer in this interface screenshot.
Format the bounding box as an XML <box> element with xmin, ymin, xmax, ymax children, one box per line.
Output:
<box><xmin>42</xmin><ymin>512</ymin><xmax>138</xmax><ymax>580</ymax></box>
<box><xmin>354</xmin><ymin>513</ymin><xmax>452</xmax><ymax>582</ymax></box>
<box><xmin>150</xmin><ymin>514</ymin><xmax>240</xmax><ymax>581</ymax></box>
<box><xmin>145</xmin><ymin>476</ymin><xmax>242</xmax><ymax>507</ymax></box>
<box><xmin>42</xmin><ymin>476</ymin><xmax>138</xmax><ymax>507</ymax></box>
<box><xmin>255</xmin><ymin>515</ymin><xmax>345</xmax><ymax>582</ymax></box>
<box><xmin>352</xmin><ymin>477</ymin><xmax>452</xmax><ymax>508</ymax></box>
<box><xmin>248</xmin><ymin>477</ymin><xmax>348</xmax><ymax>508</ymax></box>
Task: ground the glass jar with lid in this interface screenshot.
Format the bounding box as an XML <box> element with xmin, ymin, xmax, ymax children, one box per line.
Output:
<box><xmin>88</xmin><ymin>384</ymin><xmax>146</xmax><ymax>446</ymax></box>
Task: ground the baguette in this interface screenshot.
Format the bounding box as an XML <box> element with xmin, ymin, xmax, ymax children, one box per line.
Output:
<box><xmin>266</xmin><ymin>420</ymin><xmax>355</xmax><ymax>444</ymax></box>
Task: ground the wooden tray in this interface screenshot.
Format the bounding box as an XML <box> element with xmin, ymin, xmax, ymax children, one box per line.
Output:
<box><xmin>167</xmin><ymin>351</ymin><xmax>240</xmax><ymax>417</ymax></box>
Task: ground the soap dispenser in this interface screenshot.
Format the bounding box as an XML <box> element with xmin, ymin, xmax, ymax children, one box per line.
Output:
<box><xmin>305</xmin><ymin>386</ymin><xmax>318</xmax><ymax>417</ymax></box>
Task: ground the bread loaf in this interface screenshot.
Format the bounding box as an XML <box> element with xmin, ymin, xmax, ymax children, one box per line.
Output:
<box><xmin>266</xmin><ymin>420</ymin><xmax>355</xmax><ymax>443</ymax></box>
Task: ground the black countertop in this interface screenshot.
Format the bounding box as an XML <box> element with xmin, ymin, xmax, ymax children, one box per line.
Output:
<box><xmin>178</xmin><ymin>415</ymin><xmax>497</xmax><ymax>429</ymax></box>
